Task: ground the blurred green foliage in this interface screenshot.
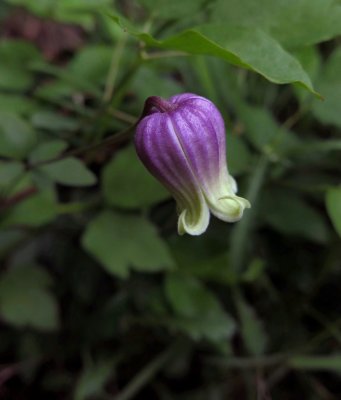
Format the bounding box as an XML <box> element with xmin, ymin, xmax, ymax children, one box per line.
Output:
<box><xmin>0</xmin><ymin>0</ymin><xmax>340</xmax><ymax>399</ymax></box>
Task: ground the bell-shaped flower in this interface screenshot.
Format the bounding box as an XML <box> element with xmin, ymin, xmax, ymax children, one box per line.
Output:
<box><xmin>135</xmin><ymin>93</ymin><xmax>250</xmax><ymax>235</ymax></box>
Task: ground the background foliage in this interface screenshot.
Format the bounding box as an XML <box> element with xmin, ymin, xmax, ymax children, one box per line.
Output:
<box><xmin>0</xmin><ymin>0</ymin><xmax>341</xmax><ymax>399</ymax></box>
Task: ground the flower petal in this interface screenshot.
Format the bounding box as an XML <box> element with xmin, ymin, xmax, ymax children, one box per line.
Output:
<box><xmin>177</xmin><ymin>191</ymin><xmax>210</xmax><ymax>235</ymax></box>
<box><xmin>135</xmin><ymin>109</ymin><xmax>210</xmax><ymax>235</ymax></box>
<box><xmin>134</xmin><ymin>93</ymin><xmax>251</xmax><ymax>235</ymax></box>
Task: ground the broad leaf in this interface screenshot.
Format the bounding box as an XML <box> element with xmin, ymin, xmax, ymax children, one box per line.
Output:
<box><xmin>0</xmin><ymin>112</ymin><xmax>37</xmax><ymax>159</ymax></box>
<box><xmin>0</xmin><ymin>162</ymin><xmax>24</xmax><ymax>191</ymax></box>
<box><xmin>226</xmin><ymin>134</ymin><xmax>252</xmax><ymax>176</ymax></box>
<box><xmin>82</xmin><ymin>211</ymin><xmax>174</xmax><ymax>278</ymax></box>
<box><xmin>74</xmin><ymin>358</ymin><xmax>116</xmax><ymax>400</ymax></box>
<box><xmin>165</xmin><ymin>274</ymin><xmax>236</xmax><ymax>341</ymax></box>
<box><xmin>210</xmin><ymin>0</ymin><xmax>341</xmax><ymax>48</ymax></box>
<box><xmin>261</xmin><ymin>190</ymin><xmax>329</xmax><ymax>243</ymax></box>
<box><xmin>312</xmin><ymin>48</ymin><xmax>341</xmax><ymax>128</ymax></box>
<box><xmin>1</xmin><ymin>188</ymin><xmax>58</xmax><ymax>228</ymax></box>
<box><xmin>38</xmin><ymin>158</ymin><xmax>97</xmax><ymax>186</ymax></box>
<box><xmin>237</xmin><ymin>105</ymin><xmax>300</xmax><ymax>156</ymax></box>
<box><xmin>31</xmin><ymin>111</ymin><xmax>79</xmax><ymax>132</ymax></box>
<box><xmin>112</xmin><ymin>16</ymin><xmax>319</xmax><ymax>96</ymax></box>
<box><xmin>0</xmin><ymin>94</ymin><xmax>38</xmax><ymax>116</ymax></box>
<box><xmin>0</xmin><ymin>265</ymin><xmax>59</xmax><ymax>331</ymax></box>
<box><xmin>235</xmin><ymin>293</ymin><xmax>267</xmax><ymax>356</ymax></box>
<box><xmin>0</xmin><ymin>40</ymin><xmax>42</xmax><ymax>91</ymax></box>
<box><xmin>139</xmin><ymin>0</ymin><xmax>206</xmax><ymax>19</ymax></box>
<box><xmin>29</xmin><ymin>140</ymin><xmax>69</xmax><ymax>163</ymax></box>
<box><xmin>102</xmin><ymin>146</ymin><xmax>169</xmax><ymax>209</ymax></box>
<box><xmin>326</xmin><ymin>187</ymin><xmax>341</xmax><ymax>238</ymax></box>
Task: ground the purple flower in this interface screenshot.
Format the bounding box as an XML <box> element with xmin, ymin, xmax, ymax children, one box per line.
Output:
<box><xmin>135</xmin><ymin>93</ymin><xmax>250</xmax><ymax>235</ymax></box>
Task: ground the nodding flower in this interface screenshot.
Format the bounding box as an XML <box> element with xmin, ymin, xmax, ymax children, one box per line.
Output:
<box><xmin>134</xmin><ymin>93</ymin><xmax>250</xmax><ymax>235</ymax></box>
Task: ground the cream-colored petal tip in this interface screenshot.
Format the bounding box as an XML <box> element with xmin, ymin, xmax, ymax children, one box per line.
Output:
<box><xmin>208</xmin><ymin>195</ymin><xmax>251</xmax><ymax>222</ymax></box>
<box><xmin>177</xmin><ymin>206</ymin><xmax>210</xmax><ymax>236</ymax></box>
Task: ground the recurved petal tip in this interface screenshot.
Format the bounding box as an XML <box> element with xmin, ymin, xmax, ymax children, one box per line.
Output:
<box><xmin>177</xmin><ymin>192</ymin><xmax>210</xmax><ymax>236</ymax></box>
<box><xmin>209</xmin><ymin>195</ymin><xmax>251</xmax><ymax>223</ymax></box>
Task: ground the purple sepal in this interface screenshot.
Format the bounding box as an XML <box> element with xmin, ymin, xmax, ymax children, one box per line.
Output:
<box><xmin>135</xmin><ymin>93</ymin><xmax>250</xmax><ymax>235</ymax></box>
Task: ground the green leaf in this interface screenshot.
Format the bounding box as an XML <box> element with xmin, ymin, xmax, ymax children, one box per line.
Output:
<box><xmin>168</xmin><ymin>233</ymin><xmax>238</xmax><ymax>284</ymax></box>
<box><xmin>326</xmin><ymin>187</ymin><xmax>341</xmax><ymax>238</ymax></box>
<box><xmin>74</xmin><ymin>358</ymin><xmax>115</xmax><ymax>400</ymax></box>
<box><xmin>226</xmin><ymin>134</ymin><xmax>252</xmax><ymax>176</ymax></box>
<box><xmin>210</xmin><ymin>0</ymin><xmax>341</xmax><ymax>48</ymax></box>
<box><xmin>241</xmin><ymin>258</ymin><xmax>266</xmax><ymax>283</ymax></box>
<box><xmin>0</xmin><ymin>64</ymin><xmax>33</xmax><ymax>92</ymax></box>
<box><xmin>131</xmin><ymin>67</ymin><xmax>183</xmax><ymax>105</ymax></box>
<box><xmin>164</xmin><ymin>274</ymin><xmax>236</xmax><ymax>341</ymax></box>
<box><xmin>0</xmin><ymin>162</ymin><xmax>24</xmax><ymax>191</ymax></box>
<box><xmin>112</xmin><ymin>16</ymin><xmax>318</xmax><ymax>96</ymax></box>
<box><xmin>0</xmin><ymin>112</ymin><xmax>37</xmax><ymax>159</ymax></box>
<box><xmin>1</xmin><ymin>190</ymin><xmax>58</xmax><ymax>228</ymax></box>
<box><xmin>235</xmin><ymin>293</ymin><xmax>267</xmax><ymax>356</ymax></box>
<box><xmin>312</xmin><ymin>48</ymin><xmax>341</xmax><ymax>128</ymax></box>
<box><xmin>292</xmin><ymin>46</ymin><xmax>321</xmax><ymax>104</ymax></box>
<box><xmin>29</xmin><ymin>140</ymin><xmax>69</xmax><ymax>163</ymax></box>
<box><xmin>237</xmin><ymin>105</ymin><xmax>300</xmax><ymax>157</ymax></box>
<box><xmin>31</xmin><ymin>111</ymin><xmax>79</xmax><ymax>132</ymax></box>
<box><xmin>102</xmin><ymin>146</ymin><xmax>169</xmax><ymax>209</ymax></box>
<box><xmin>0</xmin><ymin>94</ymin><xmax>38</xmax><ymax>116</ymax></box>
<box><xmin>38</xmin><ymin>158</ymin><xmax>97</xmax><ymax>186</ymax></box>
<box><xmin>0</xmin><ymin>40</ymin><xmax>42</xmax><ymax>91</ymax></box>
<box><xmin>261</xmin><ymin>190</ymin><xmax>329</xmax><ymax>243</ymax></box>
<box><xmin>82</xmin><ymin>211</ymin><xmax>174</xmax><ymax>278</ymax></box>
<box><xmin>139</xmin><ymin>0</ymin><xmax>206</xmax><ymax>19</ymax></box>
<box><xmin>0</xmin><ymin>265</ymin><xmax>59</xmax><ymax>331</ymax></box>
<box><xmin>0</xmin><ymin>229</ymin><xmax>27</xmax><ymax>258</ymax></box>
<box><xmin>67</xmin><ymin>45</ymin><xmax>113</xmax><ymax>85</ymax></box>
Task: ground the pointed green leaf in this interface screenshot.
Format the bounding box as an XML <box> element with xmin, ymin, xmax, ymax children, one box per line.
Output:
<box><xmin>235</xmin><ymin>293</ymin><xmax>267</xmax><ymax>356</ymax></box>
<box><xmin>0</xmin><ymin>112</ymin><xmax>37</xmax><ymax>159</ymax></box>
<box><xmin>326</xmin><ymin>187</ymin><xmax>341</xmax><ymax>238</ymax></box>
<box><xmin>39</xmin><ymin>158</ymin><xmax>97</xmax><ymax>187</ymax></box>
<box><xmin>112</xmin><ymin>16</ymin><xmax>319</xmax><ymax>96</ymax></box>
<box><xmin>29</xmin><ymin>140</ymin><xmax>68</xmax><ymax>163</ymax></box>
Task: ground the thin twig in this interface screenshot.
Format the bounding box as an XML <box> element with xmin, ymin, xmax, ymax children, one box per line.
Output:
<box><xmin>0</xmin><ymin>186</ymin><xmax>37</xmax><ymax>211</ymax></box>
<box><xmin>28</xmin><ymin>123</ymin><xmax>137</xmax><ymax>169</ymax></box>
<box><xmin>107</xmin><ymin>108</ymin><xmax>137</xmax><ymax>125</ymax></box>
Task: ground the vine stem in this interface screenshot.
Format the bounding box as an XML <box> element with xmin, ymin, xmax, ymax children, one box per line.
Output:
<box><xmin>28</xmin><ymin>123</ymin><xmax>137</xmax><ymax>169</ymax></box>
<box><xmin>230</xmin><ymin>155</ymin><xmax>269</xmax><ymax>273</ymax></box>
<box><xmin>103</xmin><ymin>33</ymin><xmax>128</xmax><ymax>103</ymax></box>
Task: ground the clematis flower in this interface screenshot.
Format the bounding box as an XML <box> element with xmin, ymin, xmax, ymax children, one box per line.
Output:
<box><xmin>134</xmin><ymin>93</ymin><xmax>250</xmax><ymax>235</ymax></box>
